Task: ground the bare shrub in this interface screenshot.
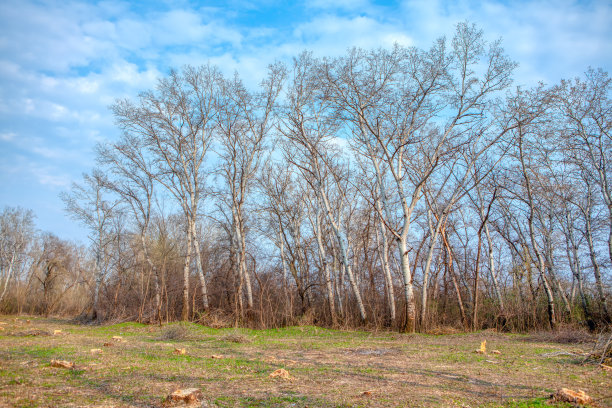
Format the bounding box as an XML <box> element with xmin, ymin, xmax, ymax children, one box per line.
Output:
<box><xmin>296</xmin><ymin>309</ymin><xmax>316</xmax><ymax>327</ymax></box>
<box><xmin>158</xmin><ymin>324</ymin><xmax>190</xmax><ymax>341</ymax></box>
<box><xmin>197</xmin><ymin>309</ymin><xmax>232</xmax><ymax>329</ymax></box>
<box><xmin>525</xmin><ymin>326</ymin><xmax>595</xmax><ymax>344</ymax></box>
<box><xmin>220</xmin><ymin>332</ymin><xmax>252</xmax><ymax>344</ymax></box>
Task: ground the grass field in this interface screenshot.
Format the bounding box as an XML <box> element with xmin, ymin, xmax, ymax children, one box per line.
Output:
<box><xmin>0</xmin><ymin>316</ymin><xmax>609</xmax><ymax>407</ymax></box>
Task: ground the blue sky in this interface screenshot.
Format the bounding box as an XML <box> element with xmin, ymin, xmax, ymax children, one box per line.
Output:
<box><xmin>0</xmin><ymin>0</ymin><xmax>610</xmax><ymax>243</ymax></box>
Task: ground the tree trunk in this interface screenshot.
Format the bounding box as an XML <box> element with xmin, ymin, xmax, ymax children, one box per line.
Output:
<box><xmin>181</xmin><ymin>228</ymin><xmax>192</xmax><ymax>321</ymax></box>
<box><xmin>314</xmin><ymin>211</ymin><xmax>337</xmax><ymax>324</ymax></box>
<box><xmin>472</xmin><ymin>228</ymin><xmax>483</xmax><ymax>331</ymax></box>
<box><xmin>442</xmin><ymin>230</ymin><xmax>468</xmax><ymax>330</ymax></box>
<box><xmin>398</xmin><ymin>238</ymin><xmax>416</xmax><ymax>333</ymax></box>
<box><xmin>421</xmin><ymin>211</ymin><xmax>443</xmax><ymax>330</ymax></box>
<box><xmin>585</xmin><ymin>200</ymin><xmax>611</xmax><ymax>323</ymax></box>
<box><xmin>484</xmin><ymin>223</ymin><xmax>505</xmax><ymax>315</ymax></box>
<box><xmin>319</xmin><ymin>190</ymin><xmax>366</xmax><ymax>322</ymax></box>
<box><xmin>190</xmin><ymin>222</ymin><xmax>209</xmax><ymax>310</ymax></box>
<box><xmin>375</xmin><ymin>221</ymin><xmax>395</xmax><ymax>323</ymax></box>
<box><xmin>140</xmin><ymin>234</ymin><xmax>161</xmax><ymax>323</ymax></box>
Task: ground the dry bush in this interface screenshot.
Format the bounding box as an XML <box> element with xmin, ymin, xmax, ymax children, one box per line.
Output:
<box><xmin>11</xmin><ymin>329</ymin><xmax>51</xmax><ymax>337</ymax></box>
<box><xmin>197</xmin><ymin>309</ymin><xmax>232</xmax><ymax>329</ymax></box>
<box><xmin>525</xmin><ymin>326</ymin><xmax>595</xmax><ymax>344</ymax></box>
<box><xmin>220</xmin><ymin>332</ymin><xmax>252</xmax><ymax>343</ymax></box>
<box><xmin>296</xmin><ymin>308</ymin><xmax>316</xmax><ymax>327</ymax></box>
<box><xmin>158</xmin><ymin>324</ymin><xmax>190</xmax><ymax>341</ymax></box>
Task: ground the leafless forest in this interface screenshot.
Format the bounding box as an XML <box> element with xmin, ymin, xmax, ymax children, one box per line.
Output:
<box><xmin>1</xmin><ymin>23</ymin><xmax>610</xmax><ymax>333</ymax></box>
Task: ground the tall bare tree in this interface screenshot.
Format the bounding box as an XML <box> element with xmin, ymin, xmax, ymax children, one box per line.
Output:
<box><xmin>280</xmin><ymin>53</ymin><xmax>367</xmax><ymax>322</ymax></box>
<box><xmin>215</xmin><ymin>64</ymin><xmax>285</xmax><ymax>313</ymax></box>
<box><xmin>112</xmin><ymin>65</ymin><xmax>220</xmax><ymax>320</ymax></box>
<box><xmin>97</xmin><ymin>133</ymin><xmax>161</xmax><ymax>322</ymax></box>
<box><xmin>62</xmin><ymin>170</ymin><xmax>118</xmax><ymax>321</ymax></box>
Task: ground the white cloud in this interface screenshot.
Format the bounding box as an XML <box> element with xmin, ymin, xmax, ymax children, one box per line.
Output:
<box><xmin>293</xmin><ymin>15</ymin><xmax>415</xmax><ymax>55</ymax></box>
<box><xmin>29</xmin><ymin>165</ymin><xmax>72</xmax><ymax>188</ymax></box>
<box><xmin>0</xmin><ymin>132</ymin><xmax>15</xmax><ymax>141</ymax></box>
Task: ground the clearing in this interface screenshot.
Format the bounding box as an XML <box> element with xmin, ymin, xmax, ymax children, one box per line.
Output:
<box><xmin>0</xmin><ymin>316</ymin><xmax>609</xmax><ymax>407</ymax></box>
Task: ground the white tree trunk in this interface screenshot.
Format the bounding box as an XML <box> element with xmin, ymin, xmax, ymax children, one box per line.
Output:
<box><xmin>0</xmin><ymin>251</ymin><xmax>16</xmax><ymax>303</ymax></box>
<box><xmin>181</xmin><ymin>228</ymin><xmax>192</xmax><ymax>321</ymax></box>
<box><xmin>190</xmin><ymin>222</ymin><xmax>209</xmax><ymax>310</ymax></box>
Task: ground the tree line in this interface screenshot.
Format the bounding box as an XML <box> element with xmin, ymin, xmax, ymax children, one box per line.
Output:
<box><xmin>1</xmin><ymin>23</ymin><xmax>610</xmax><ymax>332</ymax></box>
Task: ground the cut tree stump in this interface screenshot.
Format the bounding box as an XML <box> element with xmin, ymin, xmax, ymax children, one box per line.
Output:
<box><xmin>50</xmin><ymin>360</ymin><xmax>75</xmax><ymax>369</ymax></box>
<box><xmin>269</xmin><ymin>368</ymin><xmax>293</xmax><ymax>381</ymax></box>
<box><xmin>552</xmin><ymin>388</ymin><xmax>592</xmax><ymax>405</ymax></box>
<box><xmin>164</xmin><ymin>388</ymin><xmax>202</xmax><ymax>405</ymax></box>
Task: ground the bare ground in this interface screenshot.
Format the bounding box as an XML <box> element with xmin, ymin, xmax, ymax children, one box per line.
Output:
<box><xmin>0</xmin><ymin>316</ymin><xmax>609</xmax><ymax>407</ymax></box>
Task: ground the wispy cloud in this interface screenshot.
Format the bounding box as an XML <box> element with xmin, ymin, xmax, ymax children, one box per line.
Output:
<box><xmin>0</xmin><ymin>132</ymin><xmax>15</xmax><ymax>141</ymax></box>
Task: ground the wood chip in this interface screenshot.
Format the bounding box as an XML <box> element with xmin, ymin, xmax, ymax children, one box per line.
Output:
<box><xmin>103</xmin><ymin>342</ymin><xmax>113</xmax><ymax>347</ymax></box>
<box><xmin>50</xmin><ymin>359</ymin><xmax>75</xmax><ymax>369</ymax></box>
<box><xmin>491</xmin><ymin>350</ymin><xmax>501</xmax><ymax>355</ymax></box>
<box><xmin>210</xmin><ymin>354</ymin><xmax>223</xmax><ymax>359</ymax></box>
<box><xmin>53</xmin><ymin>329</ymin><xmax>62</xmax><ymax>335</ymax></box>
<box><xmin>112</xmin><ymin>336</ymin><xmax>123</xmax><ymax>342</ymax></box>
<box><xmin>174</xmin><ymin>348</ymin><xmax>186</xmax><ymax>355</ymax></box>
<box><xmin>90</xmin><ymin>348</ymin><xmax>102</xmax><ymax>354</ymax></box>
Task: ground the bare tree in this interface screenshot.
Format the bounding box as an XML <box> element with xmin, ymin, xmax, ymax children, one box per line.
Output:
<box><xmin>0</xmin><ymin>207</ymin><xmax>35</xmax><ymax>304</ymax></box>
<box><xmin>556</xmin><ymin>69</ymin><xmax>612</xmax><ymax>264</ymax></box>
<box><xmin>62</xmin><ymin>170</ymin><xmax>118</xmax><ymax>321</ymax></box>
<box><xmin>97</xmin><ymin>133</ymin><xmax>162</xmax><ymax>322</ymax></box>
<box><xmin>215</xmin><ymin>64</ymin><xmax>285</xmax><ymax>313</ymax></box>
<box><xmin>280</xmin><ymin>52</ymin><xmax>367</xmax><ymax>322</ymax></box>
<box><xmin>112</xmin><ymin>65</ymin><xmax>220</xmax><ymax>320</ymax></box>
<box><xmin>260</xmin><ymin>163</ymin><xmax>313</xmax><ymax>317</ymax></box>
